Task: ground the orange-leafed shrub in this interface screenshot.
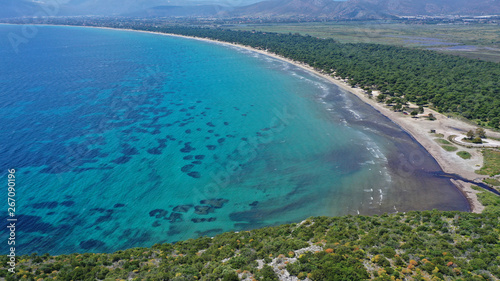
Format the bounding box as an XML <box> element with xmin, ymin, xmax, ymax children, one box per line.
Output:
<box><xmin>401</xmin><ymin>268</ymin><xmax>411</xmax><ymax>274</ymax></box>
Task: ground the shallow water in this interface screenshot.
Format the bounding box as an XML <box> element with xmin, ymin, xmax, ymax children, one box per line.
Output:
<box><xmin>0</xmin><ymin>25</ymin><xmax>469</xmax><ymax>255</ymax></box>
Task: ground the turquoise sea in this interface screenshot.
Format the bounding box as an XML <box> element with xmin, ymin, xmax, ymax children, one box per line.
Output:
<box><xmin>0</xmin><ymin>25</ymin><xmax>468</xmax><ymax>255</ymax></box>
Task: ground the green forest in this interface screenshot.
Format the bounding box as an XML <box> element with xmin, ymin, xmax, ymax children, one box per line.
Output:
<box><xmin>2</xmin><ymin>187</ymin><xmax>499</xmax><ymax>281</ymax></box>
<box><xmin>118</xmin><ymin>25</ymin><xmax>500</xmax><ymax>128</ymax></box>
<box><xmin>2</xmin><ymin>205</ymin><xmax>499</xmax><ymax>280</ymax></box>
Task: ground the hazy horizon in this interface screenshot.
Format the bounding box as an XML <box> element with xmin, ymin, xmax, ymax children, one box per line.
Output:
<box><xmin>0</xmin><ymin>0</ymin><xmax>497</xmax><ymax>20</ymax></box>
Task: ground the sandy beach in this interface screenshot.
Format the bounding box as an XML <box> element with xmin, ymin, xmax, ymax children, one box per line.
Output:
<box><xmin>9</xmin><ymin>24</ymin><xmax>498</xmax><ymax>212</ymax></box>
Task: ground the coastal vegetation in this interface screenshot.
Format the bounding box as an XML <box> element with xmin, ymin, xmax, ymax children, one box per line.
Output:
<box><xmin>473</xmin><ymin>186</ymin><xmax>500</xmax><ymax>214</ymax></box>
<box><xmin>427</xmin><ymin>113</ymin><xmax>436</xmax><ymax>121</ymax></box>
<box><xmin>483</xmin><ymin>178</ymin><xmax>500</xmax><ymax>187</ymax></box>
<box><xmin>435</xmin><ymin>139</ymin><xmax>451</xmax><ymax>145</ymax></box>
<box><xmin>441</xmin><ymin>145</ymin><xmax>458</xmax><ymax>152</ymax></box>
<box><xmin>476</xmin><ymin>149</ymin><xmax>500</xmax><ymax>176</ymax></box>
<box><xmin>231</xmin><ymin>23</ymin><xmax>500</xmax><ymax>63</ymax></box>
<box><xmin>2</xmin><ymin>209</ymin><xmax>499</xmax><ymax>281</ymax></box>
<box><xmin>464</xmin><ymin>129</ymin><xmax>487</xmax><ymax>144</ymax></box>
<box><xmin>456</xmin><ymin>151</ymin><xmax>472</xmax><ymax>160</ymax></box>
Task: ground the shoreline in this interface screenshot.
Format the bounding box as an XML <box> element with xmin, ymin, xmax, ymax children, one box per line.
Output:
<box><xmin>5</xmin><ymin>23</ymin><xmax>495</xmax><ymax>212</ymax></box>
<box><xmin>114</xmin><ymin>27</ymin><xmax>494</xmax><ymax>213</ymax></box>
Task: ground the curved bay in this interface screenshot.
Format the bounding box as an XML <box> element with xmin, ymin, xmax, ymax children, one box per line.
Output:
<box><xmin>0</xmin><ymin>25</ymin><xmax>468</xmax><ymax>255</ymax></box>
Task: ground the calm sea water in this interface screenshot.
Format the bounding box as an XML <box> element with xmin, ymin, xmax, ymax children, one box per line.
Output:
<box><xmin>0</xmin><ymin>25</ymin><xmax>468</xmax><ymax>255</ymax></box>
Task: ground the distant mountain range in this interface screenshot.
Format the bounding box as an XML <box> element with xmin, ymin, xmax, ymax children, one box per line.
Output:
<box><xmin>231</xmin><ymin>0</ymin><xmax>500</xmax><ymax>19</ymax></box>
<box><xmin>125</xmin><ymin>5</ymin><xmax>232</xmax><ymax>18</ymax></box>
<box><xmin>1</xmin><ymin>0</ymin><xmax>499</xmax><ymax>19</ymax></box>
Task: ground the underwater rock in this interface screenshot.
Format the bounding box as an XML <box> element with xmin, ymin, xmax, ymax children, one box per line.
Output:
<box><xmin>180</xmin><ymin>142</ymin><xmax>196</xmax><ymax>153</ymax></box>
<box><xmin>31</xmin><ymin>201</ymin><xmax>58</xmax><ymax>209</ymax></box>
<box><xmin>181</xmin><ymin>164</ymin><xmax>194</xmax><ymax>173</ymax></box>
<box><xmin>149</xmin><ymin>209</ymin><xmax>168</xmax><ymax>219</ymax></box>
<box><xmin>194</xmin><ymin>205</ymin><xmax>215</xmax><ymax>215</ymax></box>
<box><xmin>80</xmin><ymin>239</ymin><xmax>105</xmax><ymax>250</ymax></box>
<box><xmin>200</xmin><ymin>198</ymin><xmax>229</xmax><ymax>209</ymax></box>
<box><xmin>147</xmin><ymin>148</ymin><xmax>162</xmax><ymax>155</ymax></box>
<box><xmin>249</xmin><ymin>201</ymin><xmax>259</xmax><ymax>207</ymax></box>
<box><xmin>188</xmin><ymin>171</ymin><xmax>201</xmax><ymax>178</ymax></box>
<box><xmin>90</xmin><ymin>208</ymin><xmax>107</xmax><ymax>213</ymax></box>
<box><xmin>166</xmin><ymin>212</ymin><xmax>183</xmax><ymax>223</ymax></box>
<box><xmin>173</xmin><ymin>205</ymin><xmax>193</xmax><ymax>213</ymax></box>
<box><xmin>191</xmin><ymin>217</ymin><xmax>217</xmax><ymax>223</ymax></box>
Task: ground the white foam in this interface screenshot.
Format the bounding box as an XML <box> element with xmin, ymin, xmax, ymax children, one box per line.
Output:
<box><xmin>361</xmin><ymin>160</ymin><xmax>376</xmax><ymax>166</ymax></box>
<box><xmin>347</xmin><ymin>108</ymin><xmax>362</xmax><ymax>120</ymax></box>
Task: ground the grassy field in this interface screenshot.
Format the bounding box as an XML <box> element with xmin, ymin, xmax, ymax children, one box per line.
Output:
<box><xmin>435</xmin><ymin>138</ymin><xmax>451</xmax><ymax>145</ymax></box>
<box><xmin>441</xmin><ymin>145</ymin><xmax>458</xmax><ymax>152</ymax></box>
<box><xmin>484</xmin><ymin>178</ymin><xmax>500</xmax><ymax>186</ymax></box>
<box><xmin>457</xmin><ymin>151</ymin><xmax>472</xmax><ymax>160</ymax></box>
<box><xmin>473</xmin><ymin>185</ymin><xmax>500</xmax><ymax>214</ymax></box>
<box><xmin>476</xmin><ymin>149</ymin><xmax>500</xmax><ymax>176</ymax></box>
<box><xmin>230</xmin><ymin>22</ymin><xmax>500</xmax><ymax>62</ymax></box>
